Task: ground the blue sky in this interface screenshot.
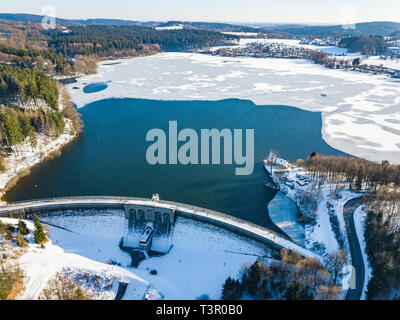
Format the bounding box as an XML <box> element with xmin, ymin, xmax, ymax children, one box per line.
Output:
<box><xmin>2</xmin><ymin>0</ymin><xmax>400</xmax><ymax>24</ymax></box>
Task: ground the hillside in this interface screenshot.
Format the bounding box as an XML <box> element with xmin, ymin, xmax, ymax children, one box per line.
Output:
<box><xmin>0</xmin><ymin>13</ymin><xmax>258</xmax><ymax>33</ymax></box>
<box><xmin>268</xmin><ymin>21</ymin><xmax>400</xmax><ymax>37</ymax></box>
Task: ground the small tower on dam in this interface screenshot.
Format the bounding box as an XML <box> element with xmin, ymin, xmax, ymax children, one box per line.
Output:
<box><xmin>122</xmin><ymin>194</ymin><xmax>176</xmax><ymax>253</ymax></box>
<box><xmin>123</xmin><ymin>194</ymin><xmax>176</xmax><ymax>225</ymax></box>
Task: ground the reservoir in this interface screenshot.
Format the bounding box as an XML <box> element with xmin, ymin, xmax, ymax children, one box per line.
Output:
<box><xmin>3</xmin><ymin>98</ymin><xmax>346</xmax><ymax>231</ymax></box>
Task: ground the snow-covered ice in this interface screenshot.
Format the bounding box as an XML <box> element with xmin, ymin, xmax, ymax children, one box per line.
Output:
<box><xmin>68</xmin><ymin>52</ymin><xmax>400</xmax><ymax>164</ymax></box>
<box><xmin>267</xmin><ymin>191</ymin><xmax>305</xmax><ymax>246</ymax></box>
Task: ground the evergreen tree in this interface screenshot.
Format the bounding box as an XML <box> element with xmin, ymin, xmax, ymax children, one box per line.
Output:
<box><xmin>5</xmin><ymin>229</ymin><xmax>12</xmax><ymax>241</ymax></box>
<box><xmin>284</xmin><ymin>280</ymin><xmax>301</xmax><ymax>300</ymax></box>
<box><xmin>242</xmin><ymin>260</ymin><xmax>263</xmax><ymax>296</ymax></box>
<box><xmin>310</xmin><ymin>150</ymin><xmax>318</xmax><ymax>159</ymax></box>
<box><xmin>17</xmin><ymin>219</ymin><xmax>29</xmax><ymax>236</ymax></box>
<box><xmin>299</xmin><ymin>285</ymin><xmax>314</xmax><ymax>300</ymax></box>
<box><xmin>221</xmin><ymin>277</ymin><xmax>242</xmax><ymax>300</ymax></box>
<box><xmin>33</xmin><ymin>214</ymin><xmax>47</xmax><ymax>244</ymax></box>
<box><xmin>16</xmin><ymin>231</ymin><xmax>26</xmax><ymax>247</ymax></box>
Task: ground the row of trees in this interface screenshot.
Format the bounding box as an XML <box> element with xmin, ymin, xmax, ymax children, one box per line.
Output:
<box><xmin>221</xmin><ymin>249</ymin><xmax>347</xmax><ymax>300</ymax></box>
<box><xmin>365</xmin><ymin>208</ymin><xmax>400</xmax><ymax>299</ymax></box>
<box><xmin>339</xmin><ymin>36</ymin><xmax>386</xmax><ymax>55</ymax></box>
<box><xmin>0</xmin><ymin>43</ymin><xmax>72</xmax><ymax>72</ymax></box>
<box><xmin>299</xmin><ymin>154</ymin><xmax>400</xmax><ymax>192</ymax></box>
<box><xmin>0</xmin><ymin>106</ymin><xmax>65</xmax><ymax>148</ymax></box>
<box><xmin>0</xmin><ymin>107</ymin><xmax>37</xmax><ymax>152</ymax></box>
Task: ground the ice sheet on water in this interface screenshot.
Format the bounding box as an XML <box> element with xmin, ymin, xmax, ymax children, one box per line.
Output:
<box><xmin>68</xmin><ymin>52</ymin><xmax>400</xmax><ymax>164</ymax></box>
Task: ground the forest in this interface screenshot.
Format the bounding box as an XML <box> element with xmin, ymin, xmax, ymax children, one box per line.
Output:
<box><xmin>365</xmin><ymin>207</ymin><xmax>400</xmax><ymax>299</ymax></box>
<box><xmin>221</xmin><ymin>249</ymin><xmax>347</xmax><ymax>300</ymax></box>
<box><xmin>44</xmin><ymin>25</ymin><xmax>237</xmax><ymax>57</ymax></box>
<box><xmin>298</xmin><ymin>153</ymin><xmax>400</xmax><ymax>299</ymax></box>
<box><xmin>0</xmin><ymin>63</ymin><xmax>83</xmax><ymax>173</ymax></box>
<box><xmin>0</xmin><ymin>64</ymin><xmax>59</xmax><ymax>108</ymax></box>
<box><xmin>0</xmin><ymin>44</ymin><xmax>73</xmax><ymax>74</ymax></box>
<box><xmin>301</xmin><ymin>154</ymin><xmax>400</xmax><ymax>192</ymax></box>
<box><xmin>339</xmin><ymin>36</ymin><xmax>386</xmax><ymax>55</ymax></box>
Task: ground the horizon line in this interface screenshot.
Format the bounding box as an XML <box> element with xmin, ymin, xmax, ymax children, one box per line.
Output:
<box><xmin>1</xmin><ymin>12</ymin><xmax>399</xmax><ymax>26</ymax></box>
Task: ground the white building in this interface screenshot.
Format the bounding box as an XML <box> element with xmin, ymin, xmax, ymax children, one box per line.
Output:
<box><xmin>266</xmin><ymin>152</ymin><xmax>289</xmax><ymax>168</ymax></box>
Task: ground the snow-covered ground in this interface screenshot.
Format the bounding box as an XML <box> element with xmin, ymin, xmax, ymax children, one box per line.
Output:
<box><xmin>264</xmin><ymin>161</ymin><xmax>363</xmax><ymax>295</ymax></box>
<box><xmin>0</xmin><ymin>119</ymin><xmax>75</xmax><ymax>198</ymax></box>
<box><xmin>264</xmin><ymin>162</ymin><xmax>358</xmax><ymax>257</ymax></box>
<box><xmin>10</xmin><ymin>210</ymin><xmax>272</xmax><ymax>300</ymax></box>
<box><xmin>363</xmin><ymin>56</ymin><xmax>400</xmax><ymax>71</ymax></box>
<box><xmin>353</xmin><ymin>206</ymin><xmax>372</xmax><ymax>300</ymax></box>
<box><xmin>267</xmin><ymin>191</ymin><xmax>305</xmax><ymax>246</ymax></box>
<box><xmin>0</xmin><ymin>217</ymin><xmax>156</xmax><ymax>300</ymax></box>
<box><xmin>68</xmin><ymin>51</ymin><xmax>400</xmax><ymax>164</ymax></box>
<box><xmin>134</xmin><ymin>217</ymin><xmax>269</xmax><ymax>299</ymax></box>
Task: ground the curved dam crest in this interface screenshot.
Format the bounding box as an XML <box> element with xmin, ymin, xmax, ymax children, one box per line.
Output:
<box><xmin>0</xmin><ymin>196</ymin><xmax>321</xmax><ymax>261</ymax></box>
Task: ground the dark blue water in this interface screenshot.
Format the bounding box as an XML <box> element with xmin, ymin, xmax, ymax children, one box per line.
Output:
<box><xmin>83</xmin><ymin>82</ymin><xmax>109</xmax><ymax>93</ymax></box>
<box><xmin>4</xmin><ymin>98</ymin><xmax>346</xmax><ymax>229</ymax></box>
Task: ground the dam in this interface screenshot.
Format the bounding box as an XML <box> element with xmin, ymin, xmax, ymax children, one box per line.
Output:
<box><xmin>0</xmin><ymin>195</ymin><xmax>322</xmax><ymax>261</ymax></box>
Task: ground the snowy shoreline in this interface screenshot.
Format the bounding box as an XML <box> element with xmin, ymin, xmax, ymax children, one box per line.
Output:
<box><xmin>67</xmin><ymin>51</ymin><xmax>400</xmax><ymax>164</ymax></box>
<box><xmin>263</xmin><ymin>160</ymin><xmax>363</xmax><ymax>296</ymax></box>
<box><xmin>0</xmin><ymin>217</ymin><xmax>159</xmax><ymax>300</ymax></box>
<box><xmin>0</xmin><ymin>118</ymin><xmax>76</xmax><ymax>202</ymax></box>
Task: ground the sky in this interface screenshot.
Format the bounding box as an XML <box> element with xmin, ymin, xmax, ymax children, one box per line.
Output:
<box><xmin>1</xmin><ymin>0</ymin><xmax>400</xmax><ymax>24</ymax></box>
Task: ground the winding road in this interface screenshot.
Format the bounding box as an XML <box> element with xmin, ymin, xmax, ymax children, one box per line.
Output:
<box><xmin>343</xmin><ymin>197</ymin><xmax>365</xmax><ymax>300</ymax></box>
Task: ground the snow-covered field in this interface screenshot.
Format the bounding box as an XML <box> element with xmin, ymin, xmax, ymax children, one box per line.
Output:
<box><xmin>363</xmin><ymin>56</ymin><xmax>400</xmax><ymax>71</ymax></box>
<box><xmin>353</xmin><ymin>206</ymin><xmax>372</xmax><ymax>300</ymax></box>
<box><xmin>19</xmin><ymin>210</ymin><xmax>271</xmax><ymax>300</ymax></box>
<box><xmin>0</xmin><ymin>217</ymin><xmax>155</xmax><ymax>300</ymax></box>
<box><xmin>68</xmin><ymin>51</ymin><xmax>400</xmax><ymax>164</ymax></box>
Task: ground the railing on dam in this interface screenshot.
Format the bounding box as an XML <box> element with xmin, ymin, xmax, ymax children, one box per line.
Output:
<box><xmin>0</xmin><ymin>196</ymin><xmax>322</xmax><ymax>262</ymax></box>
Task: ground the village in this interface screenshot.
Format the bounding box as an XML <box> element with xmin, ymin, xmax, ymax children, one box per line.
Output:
<box><xmin>207</xmin><ymin>37</ymin><xmax>400</xmax><ymax>79</ymax></box>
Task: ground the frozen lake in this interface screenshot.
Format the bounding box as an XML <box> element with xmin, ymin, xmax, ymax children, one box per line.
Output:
<box><xmin>69</xmin><ymin>52</ymin><xmax>400</xmax><ymax>164</ymax></box>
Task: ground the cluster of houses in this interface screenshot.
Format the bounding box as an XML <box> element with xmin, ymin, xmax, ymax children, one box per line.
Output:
<box><xmin>300</xmin><ymin>38</ymin><xmax>339</xmax><ymax>47</ymax></box>
<box><xmin>266</xmin><ymin>152</ymin><xmax>289</xmax><ymax>169</ymax></box>
<box><xmin>213</xmin><ymin>42</ymin><xmax>321</xmax><ymax>59</ymax></box>
<box><xmin>211</xmin><ymin>40</ymin><xmax>400</xmax><ymax>78</ymax></box>
<box><xmin>385</xmin><ymin>39</ymin><xmax>400</xmax><ymax>56</ymax></box>
<box><xmin>264</xmin><ymin>152</ymin><xmax>311</xmax><ymax>190</ymax></box>
<box><xmin>0</xmin><ymin>31</ymin><xmax>10</xmax><ymax>41</ymax></box>
<box><xmin>356</xmin><ymin>62</ymin><xmax>400</xmax><ymax>78</ymax></box>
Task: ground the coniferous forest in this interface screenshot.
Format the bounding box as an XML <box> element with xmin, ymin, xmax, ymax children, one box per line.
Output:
<box><xmin>0</xmin><ymin>64</ymin><xmax>59</xmax><ymax>107</ymax></box>
<box><xmin>44</xmin><ymin>25</ymin><xmax>237</xmax><ymax>57</ymax></box>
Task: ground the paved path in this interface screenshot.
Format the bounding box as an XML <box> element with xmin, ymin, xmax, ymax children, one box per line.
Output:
<box><xmin>343</xmin><ymin>197</ymin><xmax>365</xmax><ymax>300</ymax></box>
